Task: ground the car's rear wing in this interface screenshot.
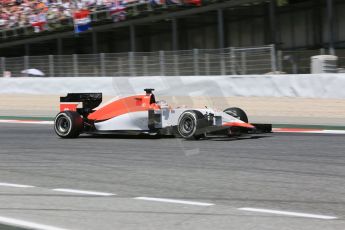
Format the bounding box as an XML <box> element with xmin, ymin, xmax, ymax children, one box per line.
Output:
<box><xmin>60</xmin><ymin>93</ymin><xmax>102</xmax><ymax>113</ymax></box>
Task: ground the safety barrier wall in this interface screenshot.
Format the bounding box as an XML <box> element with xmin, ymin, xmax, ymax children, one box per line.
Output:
<box><xmin>1</xmin><ymin>74</ymin><xmax>345</xmax><ymax>99</ymax></box>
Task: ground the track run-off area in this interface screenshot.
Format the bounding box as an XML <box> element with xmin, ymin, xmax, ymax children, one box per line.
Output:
<box><xmin>0</xmin><ymin>122</ymin><xmax>345</xmax><ymax>230</ymax></box>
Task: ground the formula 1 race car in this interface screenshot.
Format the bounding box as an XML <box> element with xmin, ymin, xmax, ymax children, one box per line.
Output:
<box><xmin>54</xmin><ymin>89</ymin><xmax>271</xmax><ymax>140</ymax></box>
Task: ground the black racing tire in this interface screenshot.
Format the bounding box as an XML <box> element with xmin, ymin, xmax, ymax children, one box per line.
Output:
<box><xmin>54</xmin><ymin>111</ymin><xmax>83</xmax><ymax>138</ymax></box>
<box><xmin>177</xmin><ymin>110</ymin><xmax>205</xmax><ymax>140</ymax></box>
<box><xmin>223</xmin><ymin>107</ymin><xmax>248</xmax><ymax>123</ymax></box>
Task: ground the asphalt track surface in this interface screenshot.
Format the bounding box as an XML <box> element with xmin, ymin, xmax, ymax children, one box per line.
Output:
<box><xmin>0</xmin><ymin>123</ymin><xmax>345</xmax><ymax>230</ymax></box>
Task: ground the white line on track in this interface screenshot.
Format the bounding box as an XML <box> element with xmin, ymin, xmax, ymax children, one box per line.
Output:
<box><xmin>52</xmin><ymin>188</ymin><xmax>115</xmax><ymax>196</ymax></box>
<box><xmin>0</xmin><ymin>120</ymin><xmax>53</xmax><ymax>125</ymax></box>
<box><xmin>273</xmin><ymin>128</ymin><xmax>345</xmax><ymax>135</ymax></box>
<box><xmin>0</xmin><ymin>182</ymin><xmax>35</xmax><ymax>188</ymax></box>
<box><xmin>322</xmin><ymin>130</ymin><xmax>345</xmax><ymax>134</ymax></box>
<box><xmin>0</xmin><ymin>216</ymin><xmax>70</xmax><ymax>230</ymax></box>
<box><xmin>134</xmin><ymin>197</ymin><xmax>215</xmax><ymax>206</ymax></box>
<box><xmin>238</xmin><ymin>207</ymin><xmax>337</xmax><ymax>220</ymax></box>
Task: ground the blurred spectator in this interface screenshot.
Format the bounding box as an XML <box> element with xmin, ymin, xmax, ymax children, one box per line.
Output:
<box><xmin>0</xmin><ymin>0</ymin><xmax>115</xmax><ymax>30</ymax></box>
<box><xmin>0</xmin><ymin>0</ymin><xmax>201</xmax><ymax>32</ymax></box>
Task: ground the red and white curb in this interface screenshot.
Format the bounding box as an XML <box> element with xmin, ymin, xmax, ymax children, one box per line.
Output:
<box><xmin>0</xmin><ymin>119</ymin><xmax>53</xmax><ymax>125</ymax></box>
<box><xmin>273</xmin><ymin>128</ymin><xmax>345</xmax><ymax>135</ymax></box>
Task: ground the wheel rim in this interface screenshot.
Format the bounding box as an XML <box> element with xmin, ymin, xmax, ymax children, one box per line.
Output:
<box><xmin>179</xmin><ymin>116</ymin><xmax>195</xmax><ymax>136</ymax></box>
<box><xmin>56</xmin><ymin>116</ymin><xmax>70</xmax><ymax>135</ymax></box>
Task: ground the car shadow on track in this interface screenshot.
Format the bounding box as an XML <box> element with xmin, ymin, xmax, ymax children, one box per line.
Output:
<box><xmin>78</xmin><ymin>134</ymin><xmax>272</xmax><ymax>141</ymax></box>
<box><xmin>204</xmin><ymin>135</ymin><xmax>272</xmax><ymax>142</ymax></box>
<box><xmin>78</xmin><ymin>134</ymin><xmax>174</xmax><ymax>140</ymax></box>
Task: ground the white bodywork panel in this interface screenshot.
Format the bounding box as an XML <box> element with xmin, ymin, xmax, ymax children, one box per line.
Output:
<box><xmin>159</xmin><ymin>108</ymin><xmax>245</xmax><ymax>127</ymax></box>
<box><xmin>95</xmin><ymin>111</ymin><xmax>149</xmax><ymax>131</ymax></box>
<box><xmin>94</xmin><ymin>107</ymin><xmax>246</xmax><ymax>131</ymax></box>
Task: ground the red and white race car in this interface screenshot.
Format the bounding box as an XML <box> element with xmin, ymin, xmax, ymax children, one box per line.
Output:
<box><xmin>54</xmin><ymin>89</ymin><xmax>271</xmax><ymax>139</ymax></box>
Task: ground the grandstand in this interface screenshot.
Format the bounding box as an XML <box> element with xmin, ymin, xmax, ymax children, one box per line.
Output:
<box><xmin>0</xmin><ymin>0</ymin><xmax>344</xmax><ymax>74</ymax></box>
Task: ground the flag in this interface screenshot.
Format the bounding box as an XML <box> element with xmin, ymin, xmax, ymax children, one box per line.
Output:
<box><xmin>109</xmin><ymin>1</ymin><xmax>126</xmax><ymax>22</ymax></box>
<box><xmin>30</xmin><ymin>13</ymin><xmax>47</xmax><ymax>33</ymax></box>
<box><xmin>74</xmin><ymin>9</ymin><xmax>91</xmax><ymax>33</ymax></box>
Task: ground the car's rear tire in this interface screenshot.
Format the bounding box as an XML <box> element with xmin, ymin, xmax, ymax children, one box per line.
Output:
<box><xmin>177</xmin><ymin>110</ymin><xmax>206</xmax><ymax>140</ymax></box>
<box><xmin>223</xmin><ymin>107</ymin><xmax>248</xmax><ymax>123</ymax></box>
<box><xmin>54</xmin><ymin>111</ymin><xmax>83</xmax><ymax>138</ymax></box>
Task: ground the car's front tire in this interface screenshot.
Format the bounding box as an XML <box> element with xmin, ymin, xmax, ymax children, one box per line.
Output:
<box><xmin>54</xmin><ymin>111</ymin><xmax>83</xmax><ymax>138</ymax></box>
<box><xmin>177</xmin><ymin>110</ymin><xmax>206</xmax><ymax>140</ymax></box>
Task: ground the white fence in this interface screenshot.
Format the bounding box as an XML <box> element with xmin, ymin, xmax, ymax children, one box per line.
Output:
<box><xmin>0</xmin><ymin>46</ymin><xmax>276</xmax><ymax>77</ymax></box>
